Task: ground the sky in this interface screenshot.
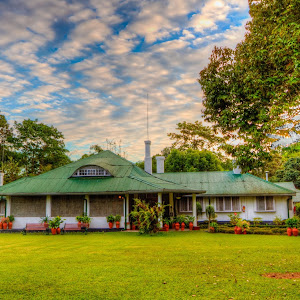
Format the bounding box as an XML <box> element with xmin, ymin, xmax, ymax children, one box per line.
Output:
<box><xmin>0</xmin><ymin>0</ymin><xmax>250</xmax><ymax>162</ymax></box>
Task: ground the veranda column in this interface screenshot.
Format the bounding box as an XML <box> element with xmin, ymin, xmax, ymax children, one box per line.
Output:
<box><xmin>169</xmin><ymin>193</ymin><xmax>174</xmax><ymax>217</ymax></box>
<box><xmin>192</xmin><ymin>193</ymin><xmax>197</xmax><ymax>226</ymax></box>
<box><xmin>158</xmin><ymin>192</ymin><xmax>163</xmax><ymax>227</ymax></box>
<box><xmin>46</xmin><ymin>195</ymin><xmax>51</xmax><ymax>217</ymax></box>
<box><xmin>125</xmin><ymin>194</ymin><xmax>129</xmax><ymax>230</ymax></box>
<box><xmin>6</xmin><ymin>195</ymin><xmax>11</xmax><ymax>217</ymax></box>
<box><xmin>85</xmin><ymin>195</ymin><xmax>90</xmax><ymax>216</ymax></box>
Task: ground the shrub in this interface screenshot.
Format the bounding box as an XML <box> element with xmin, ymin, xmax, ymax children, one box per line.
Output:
<box><xmin>131</xmin><ymin>199</ymin><xmax>165</xmax><ymax>234</ymax></box>
<box><xmin>273</xmin><ymin>215</ymin><xmax>284</xmax><ymax>226</ymax></box>
<box><xmin>107</xmin><ymin>215</ymin><xmax>115</xmax><ymax>223</ymax></box>
<box><xmin>228</xmin><ymin>212</ymin><xmax>241</xmax><ymax>226</ymax></box>
<box><xmin>252</xmin><ymin>217</ymin><xmax>262</xmax><ymax>226</ymax></box>
<box><xmin>115</xmin><ymin>215</ymin><xmax>121</xmax><ymax>222</ymax></box>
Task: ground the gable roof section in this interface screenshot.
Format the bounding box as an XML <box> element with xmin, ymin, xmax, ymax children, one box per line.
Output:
<box><xmin>274</xmin><ymin>182</ymin><xmax>300</xmax><ymax>202</ymax></box>
<box><xmin>0</xmin><ymin>151</ymin><xmax>205</xmax><ymax>196</ymax></box>
<box><xmin>155</xmin><ymin>171</ymin><xmax>296</xmax><ymax>196</ymax></box>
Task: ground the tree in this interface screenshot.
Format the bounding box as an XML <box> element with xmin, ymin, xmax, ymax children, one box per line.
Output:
<box><xmin>80</xmin><ymin>144</ymin><xmax>104</xmax><ymax>159</ymax></box>
<box><xmin>199</xmin><ymin>0</ymin><xmax>300</xmax><ymax>172</ymax></box>
<box><xmin>274</xmin><ymin>158</ymin><xmax>300</xmax><ymax>188</ymax></box>
<box><xmin>165</xmin><ymin>149</ymin><xmax>224</xmax><ymax>172</ymax></box>
<box><xmin>13</xmin><ymin>119</ymin><xmax>71</xmax><ymax>176</ymax></box>
<box><xmin>167</xmin><ymin>121</ymin><xmax>225</xmax><ymax>151</ymax></box>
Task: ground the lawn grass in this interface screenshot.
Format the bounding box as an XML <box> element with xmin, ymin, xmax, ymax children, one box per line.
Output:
<box><xmin>0</xmin><ymin>231</ymin><xmax>299</xmax><ymax>299</ymax></box>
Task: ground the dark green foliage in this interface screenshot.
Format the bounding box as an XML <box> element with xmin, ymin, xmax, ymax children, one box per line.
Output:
<box><xmin>165</xmin><ymin>148</ymin><xmax>224</xmax><ymax>172</ymax></box>
<box><xmin>131</xmin><ymin>199</ymin><xmax>165</xmax><ymax>234</ymax></box>
<box><xmin>199</xmin><ymin>0</ymin><xmax>300</xmax><ymax>172</ymax></box>
<box><xmin>12</xmin><ymin>119</ymin><xmax>71</xmax><ymax>176</ymax></box>
<box><xmin>274</xmin><ymin>158</ymin><xmax>300</xmax><ymax>188</ymax></box>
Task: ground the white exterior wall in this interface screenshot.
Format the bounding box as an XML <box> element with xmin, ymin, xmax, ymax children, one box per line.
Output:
<box><xmin>197</xmin><ymin>196</ymin><xmax>290</xmax><ymax>222</ymax></box>
<box><xmin>12</xmin><ymin>216</ymin><xmax>126</xmax><ymax>229</ymax></box>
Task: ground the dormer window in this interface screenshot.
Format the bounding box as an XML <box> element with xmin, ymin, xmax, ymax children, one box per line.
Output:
<box><xmin>72</xmin><ymin>166</ymin><xmax>111</xmax><ymax>177</ymax></box>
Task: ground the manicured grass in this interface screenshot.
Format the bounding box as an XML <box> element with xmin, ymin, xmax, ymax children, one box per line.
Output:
<box><xmin>0</xmin><ymin>231</ymin><xmax>299</xmax><ymax>299</ymax></box>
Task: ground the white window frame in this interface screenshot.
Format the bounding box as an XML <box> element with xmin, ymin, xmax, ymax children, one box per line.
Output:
<box><xmin>215</xmin><ymin>196</ymin><xmax>241</xmax><ymax>212</ymax></box>
<box><xmin>179</xmin><ymin>198</ymin><xmax>193</xmax><ymax>212</ymax></box>
<box><xmin>72</xmin><ymin>165</ymin><xmax>111</xmax><ymax>177</ymax></box>
<box><xmin>255</xmin><ymin>196</ymin><xmax>275</xmax><ymax>212</ymax></box>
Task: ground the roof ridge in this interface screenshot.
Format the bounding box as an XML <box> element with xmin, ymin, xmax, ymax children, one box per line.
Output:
<box><xmin>128</xmin><ymin>175</ymin><xmax>163</xmax><ymax>189</ymax></box>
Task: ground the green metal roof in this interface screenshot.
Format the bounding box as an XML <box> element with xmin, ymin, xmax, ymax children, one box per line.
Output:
<box><xmin>0</xmin><ymin>151</ymin><xmax>205</xmax><ymax>196</ymax></box>
<box><xmin>155</xmin><ymin>172</ymin><xmax>296</xmax><ymax>196</ymax></box>
<box><xmin>274</xmin><ymin>182</ymin><xmax>300</xmax><ymax>202</ymax></box>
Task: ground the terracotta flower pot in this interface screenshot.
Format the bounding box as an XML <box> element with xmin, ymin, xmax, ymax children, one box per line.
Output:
<box><xmin>116</xmin><ymin>221</ymin><xmax>120</xmax><ymax>229</ymax></box>
<box><xmin>132</xmin><ymin>224</ymin><xmax>136</xmax><ymax>230</ymax></box>
<box><xmin>44</xmin><ymin>222</ymin><xmax>49</xmax><ymax>228</ymax></box>
<box><xmin>3</xmin><ymin>223</ymin><xmax>7</xmax><ymax>230</ymax></box>
<box><xmin>189</xmin><ymin>222</ymin><xmax>193</xmax><ymax>231</ymax></box>
<box><xmin>236</xmin><ymin>227</ymin><xmax>242</xmax><ymax>234</ymax></box>
<box><xmin>0</xmin><ymin>222</ymin><xmax>2</xmax><ymax>229</ymax></box>
<box><xmin>82</xmin><ymin>223</ymin><xmax>89</xmax><ymax>228</ymax></box>
<box><xmin>172</xmin><ymin>223</ymin><xmax>175</xmax><ymax>229</ymax></box>
<box><xmin>243</xmin><ymin>229</ymin><xmax>247</xmax><ymax>235</ymax></box>
<box><xmin>292</xmin><ymin>228</ymin><xmax>298</xmax><ymax>237</ymax></box>
<box><xmin>210</xmin><ymin>227</ymin><xmax>215</xmax><ymax>233</ymax></box>
<box><xmin>56</xmin><ymin>227</ymin><xmax>61</xmax><ymax>234</ymax></box>
<box><xmin>234</xmin><ymin>226</ymin><xmax>238</xmax><ymax>234</ymax></box>
<box><xmin>8</xmin><ymin>222</ymin><xmax>12</xmax><ymax>229</ymax></box>
<box><xmin>287</xmin><ymin>227</ymin><xmax>292</xmax><ymax>236</ymax></box>
<box><xmin>181</xmin><ymin>222</ymin><xmax>185</xmax><ymax>231</ymax></box>
<box><xmin>164</xmin><ymin>224</ymin><xmax>169</xmax><ymax>231</ymax></box>
<box><xmin>77</xmin><ymin>221</ymin><xmax>81</xmax><ymax>228</ymax></box>
<box><xmin>175</xmin><ymin>222</ymin><xmax>180</xmax><ymax>231</ymax></box>
<box><xmin>109</xmin><ymin>222</ymin><xmax>113</xmax><ymax>229</ymax></box>
<box><xmin>51</xmin><ymin>228</ymin><xmax>57</xmax><ymax>235</ymax></box>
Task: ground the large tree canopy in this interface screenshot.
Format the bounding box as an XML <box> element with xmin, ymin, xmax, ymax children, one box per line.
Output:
<box><xmin>12</xmin><ymin>119</ymin><xmax>71</xmax><ymax>176</ymax></box>
<box><xmin>199</xmin><ymin>0</ymin><xmax>300</xmax><ymax>172</ymax></box>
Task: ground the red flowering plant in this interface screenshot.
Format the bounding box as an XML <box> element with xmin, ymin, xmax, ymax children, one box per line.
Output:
<box><xmin>228</xmin><ymin>212</ymin><xmax>241</xmax><ymax>226</ymax></box>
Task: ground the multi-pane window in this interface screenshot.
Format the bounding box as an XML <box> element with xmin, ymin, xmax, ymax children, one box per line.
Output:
<box><xmin>72</xmin><ymin>166</ymin><xmax>111</xmax><ymax>177</ymax></box>
<box><xmin>179</xmin><ymin>198</ymin><xmax>193</xmax><ymax>212</ymax></box>
<box><xmin>216</xmin><ymin>196</ymin><xmax>240</xmax><ymax>212</ymax></box>
<box><xmin>256</xmin><ymin>196</ymin><xmax>274</xmax><ymax>211</ymax></box>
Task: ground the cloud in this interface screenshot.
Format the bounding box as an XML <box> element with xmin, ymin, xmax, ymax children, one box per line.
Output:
<box><xmin>0</xmin><ymin>0</ymin><xmax>250</xmax><ymax>162</ymax></box>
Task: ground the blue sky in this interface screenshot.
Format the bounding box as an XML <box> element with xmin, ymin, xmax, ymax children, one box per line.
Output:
<box><xmin>0</xmin><ymin>0</ymin><xmax>250</xmax><ymax>161</ymax></box>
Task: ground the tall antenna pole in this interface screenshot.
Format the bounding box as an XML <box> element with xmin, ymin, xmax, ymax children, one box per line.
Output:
<box><xmin>147</xmin><ymin>93</ymin><xmax>149</xmax><ymax>140</ymax></box>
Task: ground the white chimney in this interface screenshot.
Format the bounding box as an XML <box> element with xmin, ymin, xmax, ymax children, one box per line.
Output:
<box><xmin>0</xmin><ymin>172</ymin><xmax>4</xmax><ymax>186</ymax></box>
<box><xmin>144</xmin><ymin>140</ymin><xmax>152</xmax><ymax>174</ymax></box>
<box><xmin>232</xmin><ymin>160</ymin><xmax>241</xmax><ymax>175</ymax></box>
<box><xmin>265</xmin><ymin>171</ymin><xmax>269</xmax><ymax>181</ymax></box>
<box><xmin>156</xmin><ymin>156</ymin><xmax>165</xmax><ymax>173</ymax></box>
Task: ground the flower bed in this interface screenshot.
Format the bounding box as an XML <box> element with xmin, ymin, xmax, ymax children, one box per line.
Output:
<box><xmin>217</xmin><ymin>226</ymin><xmax>287</xmax><ymax>235</ymax></box>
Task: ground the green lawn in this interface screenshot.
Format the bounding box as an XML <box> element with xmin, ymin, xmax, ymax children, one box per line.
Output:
<box><xmin>0</xmin><ymin>231</ymin><xmax>299</xmax><ymax>299</ymax></box>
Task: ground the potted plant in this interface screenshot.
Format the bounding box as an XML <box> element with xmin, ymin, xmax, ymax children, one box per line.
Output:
<box><xmin>40</xmin><ymin>216</ymin><xmax>50</xmax><ymax>228</ymax></box>
<box><xmin>8</xmin><ymin>215</ymin><xmax>14</xmax><ymax>229</ymax></box>
<box><xmin>107</xmin><ymin>214</ymin><xmax>115</xmax><ymax>229</ymax></box>
<box><xmin>76</xmin><ymin>215</ymin><xmax>83</xmax><ymax>228</ymax></box>
<box><xmin>49</xmin><ymin>216</ymin><xmax>65</xmax><ymax>234</ymax></box>
<box><xmin>49</xmin><ymin>219</ymin><xmax>58</xmax><ymax>235</ymax></box>
<box><xmin>237</xmin><ymin>220</ymin><xmax>250</xmax><ymax>234</ymax></box>
<box><xmin>115</xmin><ymin>215</ymin><xmax>121</xmax><ymax>229</ymax></box>
<box><xmin>0</xmin><ymin>218</ymin><xmax>2</xmax><ymax>229</ymax></box>
<box><xmin>163</xmin><ymin>218</ymin><xmax>171</xmax><ymax>231</ymax></box>
<box><xmin>286</xmin><ymin>217</ymin><xmax>299</xmax><ymax>236</ymax></box>
<box><xmin>210</xmin><ymin>222</ymin><xmax>218</xmax><ymax>233</ymax></box>
<box><xmin>286</xmin><ymin>217</ymin><xmax>297</xmax><ymax>236</ymax></box>
<box><xmin>187</xmin><ymin>216</ymin><xmax>195</xmax><ymax>230</ymax></box>
<box><xmin>174</xmin><ymin>216</ymin><xmax>180</xmax><ymax>231</ymax></box>
<box><xmin>206</xmin><ymin>205</ymin><xmax>216</xmax><ymax>232</ymax></box>
<box><xmin>1</xmin><ymin>217</ymin><xmax>8</xmax><ymax>230</ymax></box>
<box><xmin>176</xmin><ymin>215</ymin><xmax>186</xmax><ymax>231</ymax></box>
<box><xmin>81</xmin><ymin>216</ymin><xmax>91</xmax><ymax>228</ymax></box>
<box><xmin>228</xmin><ymin>212</ymin><xmax>241</xmax><ymax>233</ymax></box>
<box><xmin>129</xmin><ymin>212</ymin><xmax>138</xmax><ymax>230</ymax></box>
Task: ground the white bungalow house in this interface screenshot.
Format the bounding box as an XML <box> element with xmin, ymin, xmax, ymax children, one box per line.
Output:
<box><xmin>0</xmin><ymin>141</ymin><xmax>296</xmax><ymax>229</ymax></box>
